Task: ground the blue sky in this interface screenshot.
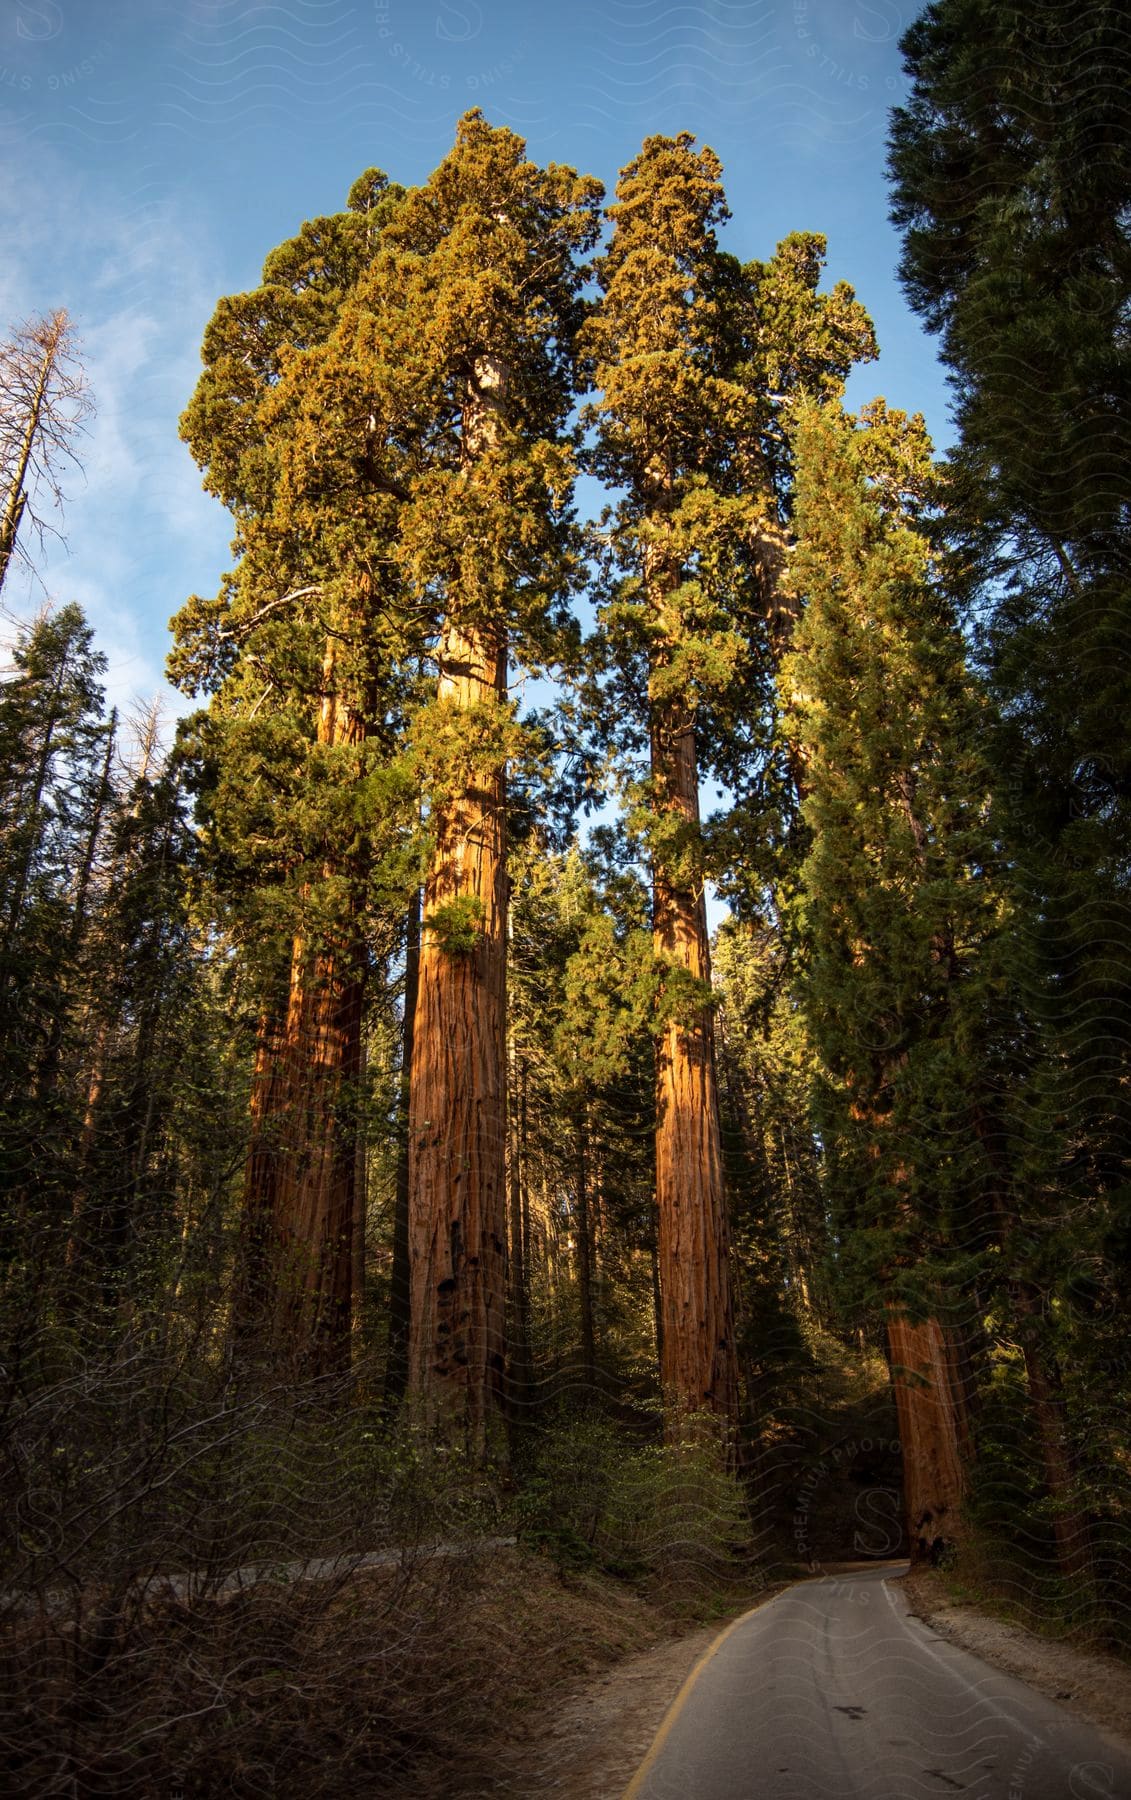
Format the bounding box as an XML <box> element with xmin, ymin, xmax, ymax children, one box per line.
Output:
<box><xmin>0</xmin><ymin>0</ymin><xmax>946</xmax><ymax>719</ymax></box>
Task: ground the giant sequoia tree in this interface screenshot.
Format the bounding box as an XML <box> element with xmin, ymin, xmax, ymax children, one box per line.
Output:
<box><xmin>334</xmin><ymin>115</ymin><xmax>603</xmax><ymax>1445</ymax></box>
<box><xmin>173</xmin><ymin>169</ymin><xmax>414</xmax><ymax>1375</ymax></box>
<box><xmin>583</xmin><ymin>136</ymin><xmax>875</xmax><ymax>1431</ymax></box>
<box><xmin>583</xmin><ymin>134</ymin><xmax>746</xmax><ymax>1429</ymax></box>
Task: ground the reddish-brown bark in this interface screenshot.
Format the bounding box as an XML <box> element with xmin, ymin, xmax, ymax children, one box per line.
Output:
<box><xmin>269</xmin><ymin>932</ymin><xmax>363</xmax><ymax>1377</ymax></box>
<box><xmin>971</xmin><ymin>1108</ymin><xmax>1093</xmax><ymax>1581</ymax></box>
<box><xmin>1019</xmin><ymin>1326</ymin><xmax>1093</xmax><ymax>1582</ymax></box>
<box><xmin>406</xmin><ymin>617</ymin><xmax>508</xmax><ymax>1448</ymax></box>
<box><xmin>885</xmin><ymin>1308</ymin><xmax>970</xmax><ymax>1563</ymax></box>
<box><xmin>651</xmin><ymin>694</ymin><xmax>739</xmax><ymax>1432</ymax></box>
<box><xmin>233</xmin><ymin>1003</ymin><xmax>287</xmax><ymax>1342</ymax></box>
<box><xmin>406</xmin><ymin>353</ymin><xmax>512</xmax><ymax>1450</ymax></box>
<box><xmin>236</xmin><ymin>642</ymin><xmax>366</xmax><ymax>1379</ymax></box>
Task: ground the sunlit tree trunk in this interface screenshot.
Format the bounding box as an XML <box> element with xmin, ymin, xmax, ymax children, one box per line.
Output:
<box><xmin>651</xmin><ymin>683</ymin><xmax>738</xmax><ymax>1432</ymax></box>
<box><xmin>0</xmin><ymin>312</ymin><xmax>68</xmax><ymax>592</ymax></box>
<box><xmin>408</xmin><ymin>351</ymin><xmax>510</xmax><ymax>1450</ymax></box>
<box><xmin>407</xmin><ymin>620</ymin><xmax>508</xmax><ymax>1446</ymax></box>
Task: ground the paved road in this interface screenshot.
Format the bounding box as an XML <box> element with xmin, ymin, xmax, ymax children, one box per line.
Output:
<box><xmin>624</xmin><ymin>1565</ymin><xmax>1131</xmax><ymax>1800</ymax></box>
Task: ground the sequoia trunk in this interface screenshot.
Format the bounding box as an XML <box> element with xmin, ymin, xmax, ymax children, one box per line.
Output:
<box><xmin>885</xmin><ymin>1308</ymin><xmax>970</xmax><ymax>1563</ymax></box>
<box><xmin>406</xmin><ymin>619</ymin><xmax>508</xmax><ymax>1448</ymax></box>
<box><xmin>238</xmin><ymin>640</ymin><xmax>366</xmax><ymax>1380</ymax></box>
<box><xmin>231</xmin><ymin>1001</ymin><xmax>288</xmax><ymax>1352</ymax></box>
<box><xmin>651</xmin><ymin>693</ymin><xmax>738</xmax><ymax>1431</ymax></box>
<box><xmin>407</xmin><ymin>352</ymin><xmax>511</xmax><ymax>1451</ymax></box>
<box><xmin>270</xmin><ymin>930</ymin><xmax>363</xmax><ymax>1377</ymax></box>
<box><xmin>1018</xmin><ymin>1324</ymin><xmax>1093</xmax><ymax>1583</ymax></box>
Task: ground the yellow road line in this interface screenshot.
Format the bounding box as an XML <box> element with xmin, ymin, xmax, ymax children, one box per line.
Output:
<box><xmin>620</xmin><ymin>1586</ymin><xmax>786</xmax><ymax>1800</ymax></box>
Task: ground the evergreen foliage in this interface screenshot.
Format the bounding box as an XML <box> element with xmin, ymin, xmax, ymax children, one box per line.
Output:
<box><xmin>4</xmin><ymin>86</ymin><xmax>1131</xmax><ymax>1791</ymax></box>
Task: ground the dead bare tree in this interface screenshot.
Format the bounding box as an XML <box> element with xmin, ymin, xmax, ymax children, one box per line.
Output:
<box><xmin>0</xmin><ymin>309</ymin><xmax>93</xmax><ymax>594</ymax></box>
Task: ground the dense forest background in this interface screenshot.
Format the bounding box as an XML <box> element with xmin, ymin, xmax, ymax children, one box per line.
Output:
<box><xmin>2</xmin><ymin>3</ymin><xmax>1130</xmax><ymax>1793</ymax></box>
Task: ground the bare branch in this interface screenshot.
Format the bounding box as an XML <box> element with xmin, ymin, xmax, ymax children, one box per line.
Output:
<box><xmin>0</xmin><ymin>310</ymin><xmax>94</xmax><ymax>594</ymax></box>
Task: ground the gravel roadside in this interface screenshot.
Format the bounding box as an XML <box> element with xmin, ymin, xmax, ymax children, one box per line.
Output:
<box><xmin>898</xmin><ymin>1568</ymin><xmax>1131</xmax><ymax>1753</ymax></box>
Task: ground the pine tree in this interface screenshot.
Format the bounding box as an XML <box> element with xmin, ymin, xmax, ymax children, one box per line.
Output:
<box><xmin>65</xmin><ymin>736</ymin><xmax>203</xmax><ymax>1321</ymax></box>
<box><xmin>888</xmin><ymin>0</ymin><xmax>1131</xmax><ymax>1261</ymax></box>
<box><xmin>0</xmin><ymin>604</ymin><xmax>112</xmax><ymax>1298</ymax></box>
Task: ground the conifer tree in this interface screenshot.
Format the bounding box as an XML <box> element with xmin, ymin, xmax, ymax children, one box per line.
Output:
<box><xmin>583</xmin><ymin>135</ymin><xmax>875</xmax><ymax>1433</ymax></box>
<box><xmin>508</xmin><ymin>837</ymin><xmax>658</xmax><ymax>1408</ymax></box>
<box><xmin>582</xmin><ymin>134</ymin><xmax>742</xmax><ymax>1430</ymax></box>
<box><xmin>889</xmin><ymin>0</ymin><xmax>1131</xmax><ymax>1186</ymax></box>
<box><xmin>0</xmin><ymin>311</ymin><xmax>91</xmax><ymax>594</ymax></box>
<box><xmin>336</xmin><ymin>114</ymin><xmax>601</xmax><ymax>1446</ymax></box>
<box><xmin>779</xmin><ymin>396</ymin><xmax>995</xmax><ymax>1560</ymax></box>
<box><xmin>889</xmin><ymin>5</ymin><xmax>1131</xmax><ymax>1565</ymax></box>
<box><xmin>173</xmin><ymin>170</ymin><xmax>413</xmax><ymax>1376</ymax></box>
<box><xmin>0</xmin><ymin>604</ymin><xmax>112</xmax><ymax>1292</ymax></box>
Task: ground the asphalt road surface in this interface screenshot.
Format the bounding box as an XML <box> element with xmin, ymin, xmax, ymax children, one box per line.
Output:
<box><xmin>624</xmin><ymin>1565</ymin><xmax>1131</xmax><ymax>1800</ymax></box>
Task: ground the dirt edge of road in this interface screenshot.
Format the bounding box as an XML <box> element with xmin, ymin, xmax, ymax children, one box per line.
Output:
<box><xmin>497</xmin><ymin>1614</ymin><xmax>721</xmax><ymax>1798</ymax></box>
<box><xmin>899</xmin><ymin>1568</ymin><xmax>1131</xmax><ymax>1752</ymax></box>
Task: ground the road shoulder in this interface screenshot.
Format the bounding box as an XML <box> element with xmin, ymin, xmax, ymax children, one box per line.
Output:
<box><xmin>505</xmin><ymin>1564</ymin><xmax>904</xmax><ymax>1796</ymax></box>
<box><xmin>899</xmin><ymin>1568</ymin><xmax>1131</xmax><ymax>1753</ymax></box>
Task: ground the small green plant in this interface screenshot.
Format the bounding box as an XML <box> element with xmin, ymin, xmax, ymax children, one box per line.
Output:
<box><xmin>427</xmin><ymin>894</ymin><xmax>486</xmax><ymax>956</ymax></box>
<box><xmin>516</xmin><ymin>1410</ymin><xmax>753</xmax><ymax>1598</ymax></box>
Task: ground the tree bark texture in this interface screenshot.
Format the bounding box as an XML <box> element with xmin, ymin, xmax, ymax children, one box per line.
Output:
<box><xmin>885</xmin><ymin>1308</ymin><xmax>970</xmax><ymax>1563</ymax></box>
<box><xmin>971</xmin><ymin>1105</ymin><xmax>1093</xmax><ymax>1583</ymax></box>
<box><xmin>407</xmin><ymin>619</ymin><xmax>508</xmax><ymax>1447</ymax></box>
<box><xmin>407</xmin><ymin>353</ymin><xmax>510</xmax><ymax>1450</ymax></box>
<box><xmin>385</xmin><ymin>889</ymin><xmax>421</xmax><ymax>1406</ymax></box>
<box><xmin>506</xmin><ymin>1050</ymin><xmax>535</xmax><ymax>1427</ymax></box>
<box><xmin>238</xmin><ymin>641</ymin><xmax>366</xmax><ymax>1380</ymax></box>
<box><xmin>1018</xmin><ymin>1323</ymin><xmax>1094</xmax><ymax>1583</ymax></box>
<box><xmin>270</xmin><ymin>928</ymin><xmax>363</xmax><ymax>1377</ymax></box>
<box><xmin>651</xmin><ymin>688</ymin><xmax>739</xmax><ymax>1431</ymax></box>
<box><xmin>232</xmin><ymin>1001</ymin><xmax>288</xmax><ymax>1349</ymax></box>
